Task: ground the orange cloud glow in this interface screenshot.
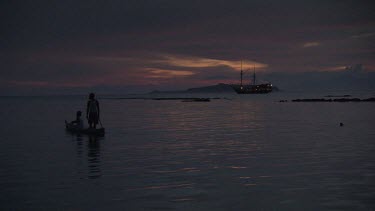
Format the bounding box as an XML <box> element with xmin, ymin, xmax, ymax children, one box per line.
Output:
<box><xmin>155</xmin><ymin>55</ymin><xmax>268</xmax><ymax>71</ymax></box>
<box><xmin>146</xmin><ymin>68</ymin><xmax>195</xmax><ymax>78</ymax></box>
<box><xmin>81</xmin><ymin>53</ymin><xmax>268</xmax><ymax>73</ymax></box>
<box><xmin>325</xmin><ymin>66</ymin><xmax>348</xmax><ymax>71</ymax></box>
<box><xmin>302</xmin><ymin>42</ymin><xmax>320</xmax><ymax>48</ymax></box>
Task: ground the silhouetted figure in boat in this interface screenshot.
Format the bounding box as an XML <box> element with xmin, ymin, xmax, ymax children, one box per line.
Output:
<box><xmin>65</xmin><ymin>111</ymin><xmax>84</xmax><ymax>129</ymax></box>
<box><xmin>86</xmin><ymin>93</ymin><xmax>100</xmax><ymax>129</ymax></box>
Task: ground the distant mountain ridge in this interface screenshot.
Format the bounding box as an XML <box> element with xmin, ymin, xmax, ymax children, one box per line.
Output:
<box><xmin>186</xmin><ymin>83</ymin><xmax>236</xmax><ymax>93</ymax></box>
<box><xmin>149</xmin><ymin>83</ymin><xmax>234</xmax><ymax>94</ymax></box>
<box><xmin>149</xmin><ymin>83</ymin><xmax>280</xmax><ymax>94</ymax></box>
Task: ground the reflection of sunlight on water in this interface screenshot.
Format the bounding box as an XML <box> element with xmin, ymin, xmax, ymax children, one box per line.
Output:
<box><xmin>132</xmin><ymin>100</ymin><xmax>266</xmax><ymax>136</ymax></box>
<box><xmin>171</xmin><ymin>198</ymin><xmax>195</xmax><ymax>202</ymax></box>
<box><xmin>244</xmin><ymin>183</ymin><xmax>257</xmax><ymax>186</ymax></box>
<box><xmin>2</xmin><ymin>96</ymin><xmax>373</xmax><ymax>210</ymax></box>
<box><xmin>152</xmin><ymin>168</ymin><xmax>200</xmax><ymax>174</ymax></box>
<box><xmin>127</xmin><ymin>183</ymin><xmax>194</xmax><ymax>191</ymax></box>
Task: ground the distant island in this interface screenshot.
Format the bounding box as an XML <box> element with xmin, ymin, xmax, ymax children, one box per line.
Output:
<box><xmin>149</xmin><ymin>83</ymin><xmax>280</xmax><ymax>94</ymax></box>
<box><xmin>103</xmin><ymin>83</ymin><xmax>280</xmax><ymax>100</ymax></box>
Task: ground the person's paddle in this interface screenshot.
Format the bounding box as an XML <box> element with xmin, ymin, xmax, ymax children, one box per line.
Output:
<box><xmin>99</xmin><ymin>118</ymin><xmax>104</xmax><ymax>129</ymax></box>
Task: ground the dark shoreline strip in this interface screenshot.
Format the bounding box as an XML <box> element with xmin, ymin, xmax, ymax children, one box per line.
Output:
<box><xmin>288</xmin><ymin>98</ymin><xmax>375</xmax><ymax>102</ymax></box>
<box><xmin>103</xmin><ymin>97</ymin><xmax>221</xmax><ymax>101</ymax></box>
<box><xmin>324</xmin><ymin>95</ymin><xmax>352</xmax><ymax>97</ymax></box>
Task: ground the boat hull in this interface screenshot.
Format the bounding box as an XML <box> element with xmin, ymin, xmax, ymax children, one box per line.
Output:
<box><xmin>65</xmin><ymin>122</ymin><xmax>105</xmax><ymax>136</ymax></box>
<box><xmin>231</xmin><ymin>84</ymin><xmax>272</xmax><ymax>94</ymax></box>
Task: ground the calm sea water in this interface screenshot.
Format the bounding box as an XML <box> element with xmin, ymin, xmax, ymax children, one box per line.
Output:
<box><xmin>1</xmin><ymin>91</ymin><xmax>374</xmax><ymax>210</ymax></box>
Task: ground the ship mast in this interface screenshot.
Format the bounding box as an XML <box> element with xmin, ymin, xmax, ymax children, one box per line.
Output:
<box><xmin>253</xmin><ymin>65</ymin><xmax>256</xmax><ymax>85</ymax></box>
<box><xmin>240</xmin><ymin>60</ymin><xmax>243</xmax><ymax>87</ymax></box>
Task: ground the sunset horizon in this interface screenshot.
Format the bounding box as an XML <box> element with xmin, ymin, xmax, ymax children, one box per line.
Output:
<box><xmin>2</xmin><ymin>0</ymin><xmax>374</xmax><ymax>95</ymax></box>
<box><xmin>1</xmin><ymin>2</ymin><xmax>375</xmax><ymax>210</ymax></box>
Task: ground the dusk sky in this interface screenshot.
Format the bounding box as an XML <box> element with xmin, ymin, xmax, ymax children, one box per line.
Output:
<box><xmin>1</xmin><ymin>0</ymin><xmax>374</xmax><ymax>94</ymax></box>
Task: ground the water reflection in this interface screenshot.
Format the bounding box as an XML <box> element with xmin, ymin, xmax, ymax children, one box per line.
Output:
<box><xmin>87</xmin><ymin>135</ymin><xmax>101</xmax><ymax>179</ymax></box>
<box><xmin>75</xmin><ymin>134</ymin><xmax>83</xmax><ymax>158</ymax></box>
<box><xmin>69</xmin><ymin>133</ymin><xmax>103</xmax><ymax>179</ymax></box>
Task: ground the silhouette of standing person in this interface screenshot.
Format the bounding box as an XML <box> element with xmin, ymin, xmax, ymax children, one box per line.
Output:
<box><xmin>86</xmin><ymin>93</ymin><xmax>100</xmax><ymax>128</ymax></box>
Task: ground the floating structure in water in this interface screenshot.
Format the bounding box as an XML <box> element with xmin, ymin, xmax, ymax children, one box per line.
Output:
<box><xmin>65</xmin><ymin>121</ymin><xmax>105</xmax><ymax>136</ymax></box>
<box><xmin>231</xmin><ymin>61</ymin><xmax>272</xmax><ymax>94</ymax></box>
<box><xmin>282</xmin><ymin>98</ymin><xmax>375</xmax><ymax>102</ymax></box>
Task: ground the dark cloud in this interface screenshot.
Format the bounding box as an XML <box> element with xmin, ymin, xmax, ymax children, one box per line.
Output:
<box><xmin>3</xmin><ymin>0</ymin><xmax>373</xmax><ymax>47</ymax></box>
<box><xmin>1</xmin><ymin>0</ymin><xmax>374</xmax><ymax>94</ymax></box>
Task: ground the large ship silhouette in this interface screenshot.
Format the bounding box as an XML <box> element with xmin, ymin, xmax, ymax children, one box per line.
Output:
<box><xmin>231</xmin><ymin>61</ymin><xmax>272</xmax><ymax>94</ymax></box>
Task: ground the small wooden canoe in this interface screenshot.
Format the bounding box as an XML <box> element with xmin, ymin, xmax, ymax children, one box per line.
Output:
<box><xmin>65</xmin><ymin>121</ymin><xmax>105</xmax><ymax>136</ymax></box>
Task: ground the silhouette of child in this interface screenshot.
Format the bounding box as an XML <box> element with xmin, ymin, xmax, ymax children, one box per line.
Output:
<box><xmin>70</xmin><ymin>111</ymin><xmax>84</xmax><ymax>129</ymax></box>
